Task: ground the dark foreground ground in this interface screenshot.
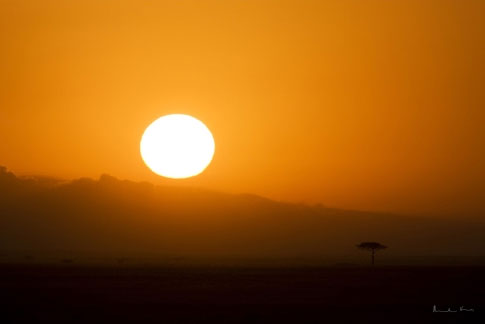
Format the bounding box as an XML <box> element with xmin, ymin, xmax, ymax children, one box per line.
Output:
<box><xmin>1</xmin><ymin>264</ymin><xmax>483</xmax><ymax>323</ymax></box>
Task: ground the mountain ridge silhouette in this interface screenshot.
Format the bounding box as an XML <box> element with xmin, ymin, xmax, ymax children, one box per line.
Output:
<box><xmin>1</xmin><ymin>166</ymin><xmax>484</xmax><ymax>259</ymax></box>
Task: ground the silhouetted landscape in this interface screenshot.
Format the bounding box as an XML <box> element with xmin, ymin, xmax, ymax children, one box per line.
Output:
<box><xmin>1</xmin><ymin>167</ymin><xmax>484</xmax><ymax>322</ymax></box>
<box><xmin>1</xmin><ymin>166</ymin><xmax>485</xmax><ymax>263</ymax></box>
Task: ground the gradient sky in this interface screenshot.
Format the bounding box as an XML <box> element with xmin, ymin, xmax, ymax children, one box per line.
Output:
<box><xmin>1</xmin><ymin>0</ymin><xmax>484</xmax><ymax>216</ymax></box>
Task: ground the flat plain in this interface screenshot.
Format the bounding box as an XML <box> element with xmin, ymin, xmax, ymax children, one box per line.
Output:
<box><xmin>1</xmin><ymin>263</ymin><xmax>483</xmax><ymax>323</ymax></box>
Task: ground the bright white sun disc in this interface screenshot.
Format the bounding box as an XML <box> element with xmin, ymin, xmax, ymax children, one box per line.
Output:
<box><xmin>140</xmin><ymin>114</ymin><xmax>215</xmax><ymax>179</ymax></box>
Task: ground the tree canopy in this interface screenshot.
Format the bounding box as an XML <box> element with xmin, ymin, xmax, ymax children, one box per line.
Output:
<box><xmin>356</xmin><ymin>242</ymin><xmax>387</xmax><ymax>251</ymax></box>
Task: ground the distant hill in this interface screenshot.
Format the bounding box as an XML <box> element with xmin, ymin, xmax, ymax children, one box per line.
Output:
<box><xmin>1</xmin><ymin>166</ymin><xmax>484</xmax><ymax>260</ymax></box>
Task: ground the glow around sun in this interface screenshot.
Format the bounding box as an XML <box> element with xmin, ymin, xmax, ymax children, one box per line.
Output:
<box><xmin>140</xmin><ymin>114</ymin><xmax>215</xmax><ymax>179</ymax></box>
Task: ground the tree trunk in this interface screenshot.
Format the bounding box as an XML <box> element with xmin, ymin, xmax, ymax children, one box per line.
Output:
<box><xmin>371</xmin><ymin>249</ymin><xmax>375</xmax><ymax>266</ymax></box>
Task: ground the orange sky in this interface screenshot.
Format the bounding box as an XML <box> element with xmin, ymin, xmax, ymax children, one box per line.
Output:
<box><xmin>1</xmin><ymin>0</ymin><xmax>484</xmax><ymax>216</ymax></box>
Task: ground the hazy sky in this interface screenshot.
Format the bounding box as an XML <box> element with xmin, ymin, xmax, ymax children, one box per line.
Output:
<box><xmin>1</xmin><ymin>0</ymin><xmax>484</xmax><ymax>215</ymax></box>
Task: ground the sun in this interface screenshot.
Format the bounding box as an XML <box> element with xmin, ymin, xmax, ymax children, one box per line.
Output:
<box><xmin>140</xmin><ymin>114</ymin><xmax>215</xmax><ymax>179</ymax></box>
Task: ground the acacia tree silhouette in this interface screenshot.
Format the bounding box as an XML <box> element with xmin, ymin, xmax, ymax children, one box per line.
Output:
<box><xmin>357</xmin><ymin>242</ymin><xmax>387</xmax><ymax>266</ymax></box>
